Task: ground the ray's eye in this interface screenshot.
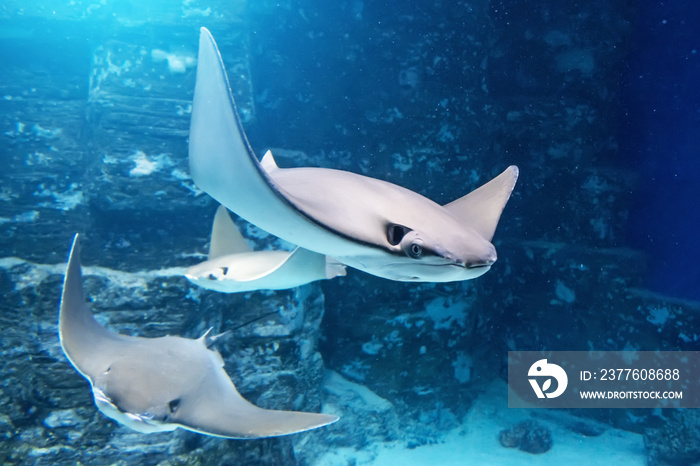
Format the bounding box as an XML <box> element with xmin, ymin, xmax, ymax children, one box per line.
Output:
<box><xmin>168</xmin><ymin>398</ymin><xmax>181</xmax><ymax>414</ymax></box>
<box><xmin>399</xmin><ymin>230</ymin><xmax>425</xmax><ymax>259</ymax></box>
<box><xmin>387</xmin><ymin>224</ymin><xmax>411</xmax><ymax>246</ymax></box>
<box><xmin>408</xmin><ymin>243</ymin><xmax>422</xmax><ymax>258</ymax></box>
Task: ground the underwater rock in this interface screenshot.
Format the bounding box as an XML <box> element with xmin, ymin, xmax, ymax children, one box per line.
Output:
<box><xmin>321</xmin><ymin>271</ymin><xmax>489</xmax><ymax>420</ymax></box>
<box><xmin>42</xmin><ymin>409</ymin><xmax>85</xmax><ymax>429</ymax></box>
<box><xmin>319</xmin><ymin>370</ymin><xmax>399</xmax><ymax>446</ymax></box>
<box><xmin>644</xmin><ymin>411</ymin><xmax>700</xmax><ymax>466</ymax></box>
<box><xmin>82</xmin><ymin>29</ymin><xmax>255</xmax><ymax>271</ymax></box>
<box><xmin>498</xmin><ymin>419</ymin><xmax>553</xmax><ymax>454</ymax></box>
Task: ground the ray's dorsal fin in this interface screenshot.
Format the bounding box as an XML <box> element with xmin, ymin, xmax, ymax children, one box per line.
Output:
<box><xmin>444</xmin><ymin>165</ymin><xmax>519</xmax><ymax>242</ymax></box>
<box><xmin>209</xmin><ymin>205</ymin><xmax>250</xmax><ymax>259</ymax></box>
<box><xmin>260</xmin><ymin>150</ymin><xmax>279</xmax><ymax>173</ymax></box>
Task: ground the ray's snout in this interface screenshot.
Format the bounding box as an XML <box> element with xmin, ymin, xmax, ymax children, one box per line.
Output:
<box><xmin>482</xmin><ymin>245</ymin><xmax>498</xmax><ymax>266</ymax></box>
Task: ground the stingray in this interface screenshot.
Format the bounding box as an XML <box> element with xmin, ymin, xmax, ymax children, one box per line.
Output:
<box><xmin>185</xmin><ymin>205</ymin><xmax>346</xmax><ymax>293</ymax></box>
<box><xmin>58</xmin><ymin>234</ymin><xmax>338</xmax><ymax>438</ymax></box>
<box><xmin>189</xmin><ymin>27</ymin><xmax>518</xmax><ymax>282</ymax></box>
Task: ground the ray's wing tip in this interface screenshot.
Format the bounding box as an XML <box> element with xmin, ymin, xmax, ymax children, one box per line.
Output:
<box><xmin>199</xmin><ymin>27</ymin><xmax>216</xmax><ymax>50</ymax></box>
<box><xmin>281</xmin><ymin>412</ymin><xmax>339</xmax><ymax>436</ymax></box>
<box><xmin>66</xmin><ymin>233</ymin><xmax>82</xmax><ymax>270</ymax></box>
<box><xmin>70</xmin><ymin>232</ymin><xmax>80</xmax><ymax>249</ymax></box>
<box><xmin>324</xmin><ymin>413</ymin><xmax>340</xmax><ymax>426</ymax></box>
<box><xmin>503</xmin><ymin>165</ymin><xmax>519</xmax><ymax>190</ymax></box>
<box><xmin>268</xmin><ymin>411</ymin><xmax>340</xmax><ymax>436</ymax></box>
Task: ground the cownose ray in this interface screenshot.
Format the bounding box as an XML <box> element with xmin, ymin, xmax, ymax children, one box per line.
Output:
<box><xmin>185</xmin><ymin>205</ymin><xmax>346</xmax><ymax>293</ymax></box>
<box><xmin>189</xmin><ymin>27</ymin><xmax>518</xmax><ymax>283</ymax></box>
<box><xmin>58</xmin><ymin>234</ymin><xmax>338</xmax><ymax>437</ymax></box>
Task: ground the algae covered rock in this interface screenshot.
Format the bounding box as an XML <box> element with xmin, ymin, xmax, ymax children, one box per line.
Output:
<box><xmin>499</xmin><ymin>419</ymin><xmax>553</xmax><ymax>454</ymax></box>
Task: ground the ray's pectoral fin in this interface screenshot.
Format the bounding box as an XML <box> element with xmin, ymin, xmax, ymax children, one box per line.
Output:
<box><xmin>176</xmin><ymin>385</ymin><xmax>339</xmax><ymax>438</ymax></box>
<box><xmin>59</xmin><ymin>234</ymin><xmax>126</xmax><ymax>380</ymax></box>
<box><xmin>444</xmin><ymin>165</ymin><xmax>519</xmax><ymax>241</ymax></box>
<box><xmin>189</xmin><ymin>28</ymin><xmax>314</xmax><ymax>240</ymax></box>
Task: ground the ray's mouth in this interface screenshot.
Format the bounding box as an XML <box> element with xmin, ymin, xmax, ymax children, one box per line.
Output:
<box><xmin>466</xmin><ymin>263</ymin><xmax>493</xmax><ymax>270</ymax></box>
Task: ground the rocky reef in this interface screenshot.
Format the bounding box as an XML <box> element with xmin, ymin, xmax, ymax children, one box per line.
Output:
<box><xmin>499</xmin><ymin>420</ymin><xmax>553</xmax><ymax>454</ymax></box>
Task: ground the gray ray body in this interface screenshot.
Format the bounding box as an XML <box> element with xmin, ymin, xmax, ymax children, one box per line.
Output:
<box><xmin>189</xmin><ymin>27</ymin><xmax>518</xmax><ymax>282</ymax></box>
<box><xmin>185</xmin><ymin>206</ymin><xmax>345</xmax><ymax>293</ymax></box>
<box><xmin>58</xmin><ymin>234</ymin><xmax>338</xmax><ymax>438</ymax></box>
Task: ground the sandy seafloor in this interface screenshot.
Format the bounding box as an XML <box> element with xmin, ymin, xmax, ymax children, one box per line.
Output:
<box><xmin>317</xmin><ymin>381</ymin><xmax>644</xmax><ymax>465</ymax></box>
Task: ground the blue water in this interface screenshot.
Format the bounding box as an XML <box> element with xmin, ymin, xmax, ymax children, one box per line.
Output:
<box><xmin>2</xmin><ymin>0</ymin><xmax>700</xmax><ymax>464</ymax></box>
<box><xmin>621</xmin><ymin>2</ymin><xmax>700</xmax><ymax>300</ymax></box>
